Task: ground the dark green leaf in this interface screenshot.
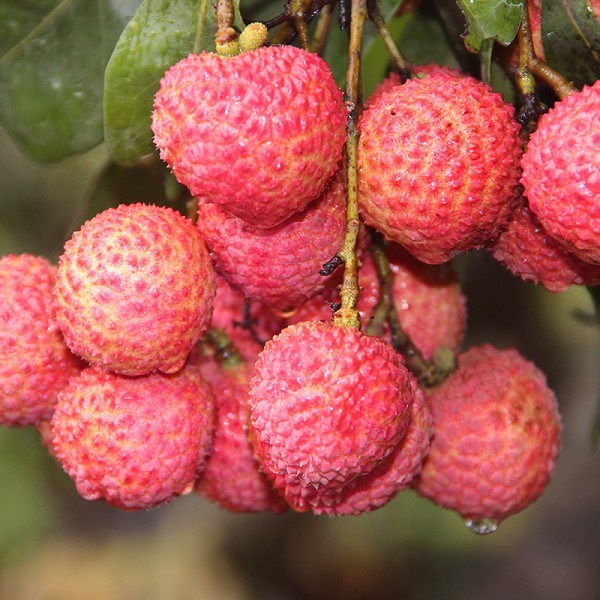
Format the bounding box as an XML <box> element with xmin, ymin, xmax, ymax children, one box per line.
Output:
<box><xmin>456</xmin><ymin>0</ymin><xmax>524</xmax><ymax>53</ymax></box>
<box><xmin>0</xmin><ymin>0</ymin><xmax>139</xmax><ymax>162</ymax></box>
<box><xmin>541</xmin><ymin>0</ymin><xmax>600</xmax><ymax>88</ymax></box>
<box><xmin>103</xmin><ymin>0</ymin><xmax>244</xmax><ymax>165</ymax></box>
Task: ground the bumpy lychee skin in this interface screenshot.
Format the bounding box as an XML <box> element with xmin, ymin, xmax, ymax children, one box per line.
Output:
<box><xmin>152</xmin><ymin>45</ymin><xmax>347</xmax><ymax>228</ymax></box>
<box><xmin>0</xmin><ymin>254</ymin><xmax>83</xmax><ymax>427</ymax></box>
<box><xmin>358</xmin><ymin>74</ymin><xmax>522</xmax><ymax>263</ymax></box>
<box><xmin>491</xmin><ymin>200</ymin><xmax>600</xmax><ymax>292</ymax></box>
<box><xmin>54</xmin><ymin>203</ymin><xmax>216</xmax><ymax>376</ymax></box>
<box><xmin>316</xmin><ymin>375</ymin><xmax>433</xmax><ymax>516</ymax></box>
<box><xmin>196</xmin><ymin>173</ymin><xmax>346</xmax><ymax>312</ymax></box>
<box><xmin>521</xmin><ymin>81</ymin><xmax>600</xmax><ymax>264</ymax></box>
<box><xmin>194</xmin><ymin>359</ymin><xmax>288</xmax><ymax>514</ymax></box>
<box><xmin>413</xmin><ymin>345</ymin><xmax>561</xmax><ymax>525</ymax></box>
<box><xmin>248</xmin><ymin>320</ymin><xmax>414</xmax><ymax>512</ymax></box>
<box><xmin>51</xmin><ymin>365</ymin><xmax>215</xmax><ymax>510</ymax></box>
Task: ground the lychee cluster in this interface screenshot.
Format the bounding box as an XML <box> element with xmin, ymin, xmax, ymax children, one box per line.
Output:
<box><xmin>1</xmin><ymin>40</ymin><xmax>573</xmax><ymax>533</ymax></box>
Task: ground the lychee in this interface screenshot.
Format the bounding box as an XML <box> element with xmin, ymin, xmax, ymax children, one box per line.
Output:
<box><xmin>194</xmin><ymin>359</ymin><xmax>288</xmax><ymax>513</ymax></box>
<box><xmin>196</xmin><ymin>172</ymin><xmax>346</xmax><ymax>312</ymax></box>
<box><xmin>413</xmin><ymin>345</ymin><xmax>561</xmax><ymax>526</ymax></box>
<box><xmin>490</xmin><ymin>199</ymin><xmax>600</xmax><ymax>292</ymax></box>
<box><xmin>51</xmin><ymin>365</ymin><xmax>215</xmax><ymax>510</ymax></box>
<box><xmin>521</xmin><ymin>80</ymin><xmax>600</xmax><ymax>264</ymax></box>
<box><xmin>0</xmin><ymin>254</ymin><xmax>83</xmax><ymax>427</ymax></box>
<box><xmin>54</xmin><ymin>203</ymin><xmax>216</xmax><ymax>376</ymax></box>
<box><xmin>152</xmin><ymin>45</ymin><xmax>347</xmax><ymax>228</ymax></box>
<box><xmin>357</xmin><ymin>74</ymin><xmax>522</xmax><ymax>263</ymax></box>
<box><xmin>248</xmin><ymin>320</ymin><xmax>414</xmax><ymax>512</ymax></box>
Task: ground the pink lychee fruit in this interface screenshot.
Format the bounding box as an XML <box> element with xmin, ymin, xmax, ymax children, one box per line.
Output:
<box><xmin>0</xmin><ymin>254</ymin><xmax>83</xmax><ymax>427</ymax></box>
<box><xmin>412</xmin><ymin>344</ymin><xmax>561</xmax><ymax>527</ymax></box>
<box><xmin>196</xmin><ymin>172</ymin><xmax>346</xmax><ymax>312</ymax></box>
<box><xmin>357</xmin><ymin>74</ymin><xmax>522</xmax><ymax>263</ymax></box>
<box><xmin>194</xmin><ymin>358</ymin><xmax>288</xmax><ymax>513</ymax></box>
<box><xmin>521</xmin><ymin>80</ymin><xmax>600</xmax><ymax>264</ymax></box>
<box><xmin>51</xmin><ymin>365</ymin><xmax>215</xmax><ymax>510</ymax></box>
<box><xmin>314</xmin><ymin>374</ymin><xmax>433</xmax><ymax>515</ymax></box>
<box><xmin>54</xmin><ymin>203</ymin><xmax>216</xmax><ymax>376</ymax></box>
<box><xmin>152</xmin><ymin>45</ymin><xmax>347</xmax><ymax>228</ymax></box>
<box><xmin>490</xmin><ymin>199</ymin><xmax>600</xmax><ymax>292</ymax></box>
<box><xmin>248</xmin><ymin>320</ymin><xmax>414</xmax><ymax>512</ymax></box>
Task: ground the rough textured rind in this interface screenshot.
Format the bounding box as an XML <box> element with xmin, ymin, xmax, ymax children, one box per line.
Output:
<box><xmin>413</xmin><ymin>345</ymin><xmax>561</xmax><ymax>523</ymax></box>
<box><xmin>152</xmin><ymin>45</ymin><xmax>347</xmax><ymax>228</ymax></box>
<box><xmin>54</xmin><ymin>203</ymin><xmax>216</xmax><ymax>376</ymax></box>
<box><xmin>315</xmin><ymin>375</ymin><xmax>433</xmax><ymax>515</ymax></box>
<box><xmin>0</xmin><ymin>254</ymin><xmax>83</xmax><ymax>426</ymax></box>
<box><xmin>197</xmin><ymin>173</ymin><xmax>346</xmax><ymax>312</ymax></box>
<box><xmin>490</xmin><ymin>200</ymin><xmax>600</xmax><ymax>292</ymax></box>
<box><xmin>521</xmin><ymin>81</ymin><xmax>600</xmax><ymax>264</ymax></box>
<box><xmin>194</xmin><ymin>360</ymin><xmax>288</xmax><ymax>514</ymax></box>
<box><xmin>358</xmin><ymin>74</ymin><xmax>522</xmax><ymax>263</ymax></box>
<box><xmin>51</xmin><ymin>365</ymin><xmax>215</xmax><ymax>510</ymax></box>
<box><xmin>248</xmin><ymin>320</ymin><xmax>414</xmax><ymax>512</ymax></box>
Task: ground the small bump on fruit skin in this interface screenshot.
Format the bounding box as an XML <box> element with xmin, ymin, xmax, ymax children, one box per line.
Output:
<box><xmin>197</xmin><ymin>172</ymin><xmax>346</xmax><ymax>312</ymax></box>
<box><xmin>413</xmin><ymin>344</ymin><xmax>561</xmax><ymax>524</ymax></box>
<box><xmin>357</xmin><ymin>74</ymin><xmax>522</xmax><ymax>264</ymax></box>
<box><xmin>521</xmin><ymin>80</ymin><xmax>600</xmax><ymax>265</ymax></box>
<box><xmin>490</xmin><ymin>199</ymin><xmax>600</xmax><ymax>292</ymax></box>
<box><xmin>152</xmin><ymin>45</ymin><xmax>347</xmax><ymax>228</ymax></box>
<box><xmin>248</xmin><ymin>320</ymin><xmax>414</xmax><ymax>512</ymax></box>
<box><xmin>194</xmin><ymin>359</ymin><xmax>288</xmax><ymax>514</ymax></box>
<box><xmin>51</xmin><ymin>365</ymin><xmax>215</xmax><ymax>510</ymax></box>
<box><xmin>54</xmin><ymin>203</ymin><xmax>216</xmax><ymax>376</ymax></box>
<box><xmin>0</xmin><ymin>254</ymin><xmax>83</xmax><ymax>427</ymax></box>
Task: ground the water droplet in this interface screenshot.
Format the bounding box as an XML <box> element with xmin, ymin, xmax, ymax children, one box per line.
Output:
<box><xmin>464</xmin><ymin>518</ymin><xmax>498</xmax><ymax>536</ymax></box>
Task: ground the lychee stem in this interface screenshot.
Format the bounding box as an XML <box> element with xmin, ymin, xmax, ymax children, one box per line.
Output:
<box><xmin>517</xmin><ymin>10</ymin><xmax>575</xmax><ymax>100</ymax></box>
<box><xmin>310</xmin><ymin>2</ymin><xmax>334</xmax><ymax>55</ymax></box>
<box><xmin>194</xmin><ymin>0</ymin><xmax>210</xmax><ymax>54</ymax></box>
<box><xmin>367</xmin><ymin>0</ymin><xmax>411</xmax><ymax>81</ymax></box>
<box><xmin>215</xmin><ymin>0</ymin><xmax>240</xmax><ymax>56</ymax></box>
<box><xmin>333</xmin><ymin>0</ymin><xmax>367</xmax><ymax>331</ymax></box>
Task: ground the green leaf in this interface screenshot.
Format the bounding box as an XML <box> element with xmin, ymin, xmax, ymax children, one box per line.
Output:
<box><xmin>541</xmin><ymin>0</ymin><xmax>600</xmax><ymax>88</ymax></box>
<box><xmin>0</xmin><ymin>0</ymin><xmax>139</xmax><ymax>162</ymax></box>
<box><xmin>456</xmin><ymin>0</ymin><xmax>525</xmax><ymax>53</ymax></box>
<box><xmin>103</xmin><ymin>0</ymin><xmax>244</xmax><ymax>165</ymax></box>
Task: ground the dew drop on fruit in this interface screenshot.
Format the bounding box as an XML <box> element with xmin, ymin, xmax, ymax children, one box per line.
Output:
<box><xmin>463</xmin><ymin>518</ymin><xmax>498</xmax><ymax>536</ymax></box>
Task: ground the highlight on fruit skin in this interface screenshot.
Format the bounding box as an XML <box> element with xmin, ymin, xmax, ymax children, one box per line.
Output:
<box><xmin>0</xmin><ymin>253</ymin><xmax>83</xmax><ymax>427</ymax></box>
<box><xmin>412</xmin><ymin>344</ymin><xmax>561</xmax><ymax>526</ymax></box>
<box><xmin>521</xmin><ymin>79</ymin><xmax>600</xmax><ymax>265</ymax></box>
<box><xmin>51</xmin><ymin>365</ymin><xmax>215</xmax><ymax>510</ymax></box>
<box><xmin>151</xmin><ymin>44</ymin><xmax>347</xmax><ymax>228</ymax></box>
<box><xmin>53</xmin><ymin>203</ymin><xmax>216</xmax><ymax>376</ymax></box>
<box><xmin>247</xmin><ymin>320</ymin><xmax>414</xmax><ymax>513</ymax></box>
<box><xmin>357</xmin><ymin>73</ymin><xmax>522</xmax><ymax>264</ymax></box>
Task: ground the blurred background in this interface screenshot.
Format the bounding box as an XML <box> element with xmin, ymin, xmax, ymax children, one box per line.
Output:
<box><xmin>1</xmin><ymin>117</ymin><xmax>600</xmax><ymax>599</ymax></box>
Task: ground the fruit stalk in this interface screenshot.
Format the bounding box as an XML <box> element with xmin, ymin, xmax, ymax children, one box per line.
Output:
<box><xmin>333</xmin><ymin>0</ymin><xmax>367</xmax><ymax>330</ymax></box>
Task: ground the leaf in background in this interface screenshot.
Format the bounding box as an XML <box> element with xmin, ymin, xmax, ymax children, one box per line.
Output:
<box><xmin>456</xmin><ymin>0</ymin><xmax>524</xmax><ymax>52</ymax></box>
<box><xmin>0</xmin><ymin>0</ymin><xmax>139</xmax><ymax>162</ymax></box>
<box><xmin>541</xmin><ymin>0</ymin><xmax>600</xmax><ymax>88</ymax></box>
<box><xmin>103</xmin><ymin>0</ymin><xmax>244</xmax><ymax>165</ymax></box>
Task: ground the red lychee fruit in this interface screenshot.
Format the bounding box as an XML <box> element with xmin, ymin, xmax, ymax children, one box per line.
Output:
<box><xmin>521</xmin><ymin>80</ymin><xmax>600</xmax><ymax>264</ymax></box>
<box><xmin>0</xmin><ymin>254</ymin><xmax>83</xmax><ymax>427</ymax></box>
<box><xmin>366</xmin><ymin>63</ymin><xmax>465</xmax><ymax>109</ymax></box>
<box><xmin>412</xmin><ymin>345</ymin><xmax>561</xmax><ymax>528</ymax></box>
<box><xmin>490</xmin><ymin>199</ymin><xmax>600</xmax><ymax>292</ymax></box>
<box><xmin>194</xmin><ymin>359</ymin><xmax>288</xmax><ymax>513</ymax></box>
<box><xmin>315</xmin><ymin>374</ymin><xmax>433</xmax><ymax>516</ymax></box>
<box><xmin>152</xmin><ymin>45</ymin><xmax>347</xmax><ymax>228</ymax></box>
<box><xmin>248</xmin><ymin>320</ymin><xmax>414</xmax><ymax>512</ymax></box>
<box><xmin>54</xmin><ymin>203</ymin><xmax>216</xmax><ymax>376</ymax></box>
<box><xmin>196</xmin><ymin>173</ymin><xmax>346</xmax><ymax>312</ymax></box>
<box><xmin>357</xmin><ymin>74</ymin><xmax>522</xmax><ymax>264</ymax></box>
<box><xmin>51</xmin><ymin>365</ymin><xmax>215</xmax><ymax>510</ymax></box>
